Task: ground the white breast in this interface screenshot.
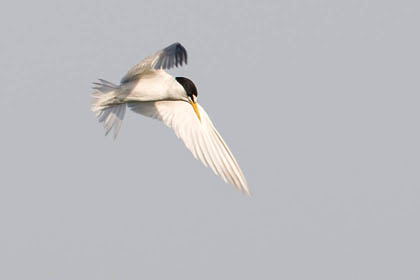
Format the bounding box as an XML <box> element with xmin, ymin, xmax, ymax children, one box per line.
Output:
<box><xmin>123</xmin><ymin>70</ymin><xmax>186</xmax><ymax>102</ymax></box>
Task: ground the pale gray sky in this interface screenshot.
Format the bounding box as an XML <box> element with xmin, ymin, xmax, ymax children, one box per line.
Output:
<box><xmin>1</xmin><ymin>1</ymin><xmax>419</xmax><ymax>279</ymax></box>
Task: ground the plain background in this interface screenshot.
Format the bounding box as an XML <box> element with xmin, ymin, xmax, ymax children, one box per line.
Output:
<box><xmin>0</xmin><ymin>1</ymin><xmax>419</xmax><ymax>279</ymax></box>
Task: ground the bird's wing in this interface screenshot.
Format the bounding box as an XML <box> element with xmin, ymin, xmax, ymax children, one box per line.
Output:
<box><xmin>128</xmin><ymin>101</ymin><xmax>250</xmax><ymax>195</ymax></box>
<box><xmin>121</xmin><ymin>42</ymin><xmax>188</xmax><ymax>84</ymax></box>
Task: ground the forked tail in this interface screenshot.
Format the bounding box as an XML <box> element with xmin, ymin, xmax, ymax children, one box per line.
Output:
<box><xmin>91</xmin><ymin>79</ymin><xmax>126</xmax><ymax>139</ymax></box>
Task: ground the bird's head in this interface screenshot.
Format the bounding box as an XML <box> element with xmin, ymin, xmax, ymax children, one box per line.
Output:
<box><xmin>176</xmin><ymin>77</ymin><xmax>201</xmax><ymax>121</ymax></box>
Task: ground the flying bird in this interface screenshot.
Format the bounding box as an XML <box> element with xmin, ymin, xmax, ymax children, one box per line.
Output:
<box><xmin>91</xmin><ymin>42</ymin><xmax>249</xmax><ymax>195</ymax></box>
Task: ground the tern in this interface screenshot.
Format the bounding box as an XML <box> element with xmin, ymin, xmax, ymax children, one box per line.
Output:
<box><xmin>91</xmin><ymin>42</ymin><xmax>249</xmax><ymax>195</ymax></box>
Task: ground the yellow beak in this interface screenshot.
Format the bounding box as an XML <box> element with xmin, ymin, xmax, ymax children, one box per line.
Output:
<box><xmin>190</xmin><ymin>101</ymin><xmax>201</xmax><ymax>122</ymax></box>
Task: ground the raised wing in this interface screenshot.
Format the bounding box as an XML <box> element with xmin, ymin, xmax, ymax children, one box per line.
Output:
<box><xmin>121</xmin><ymin>42</ymin><xmax>188</xmax><ymax>84</ymax></box>
<box><xmin>129</xmin><ymin>101</ymin><xmax>250</xmax><ymax>195</ymax></box>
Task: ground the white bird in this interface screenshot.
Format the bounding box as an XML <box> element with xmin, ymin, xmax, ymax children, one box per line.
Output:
<box><xmin>91</xmin><ymin>42</ymin><xmax>250</xmax><ymax>195</ymax></box>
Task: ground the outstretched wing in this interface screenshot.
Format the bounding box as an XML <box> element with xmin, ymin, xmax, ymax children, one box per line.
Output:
<box><xmin>128</xmin><ymin>101</ymin><xmax>250</xmax><ymax>195</ymax></box>
<box><xmin>121</xmin><ymin>42</ymin><xmax>188</xmax><ymax>84</ymax></box>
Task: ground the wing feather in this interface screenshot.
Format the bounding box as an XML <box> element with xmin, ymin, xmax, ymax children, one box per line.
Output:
<box><xmin>128</xmin><ymin>101</ymin><xmax>250</xmax><ymax>194</ymax></box>
<box><xmin>121</xmin><ymin>42</ymin><xmax>188</xmax><ymax>84</ymax></box>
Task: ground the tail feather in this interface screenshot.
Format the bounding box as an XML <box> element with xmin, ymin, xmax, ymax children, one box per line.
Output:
<box><xmin>91</xmin><ymin>79</ymin><xmax>126</xmax><ymax>139</ymax></box>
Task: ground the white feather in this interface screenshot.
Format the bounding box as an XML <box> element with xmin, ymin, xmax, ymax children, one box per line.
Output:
<box><xmin>91</xmin><ymin>80</ymin><xmax>126</xmax><ymax>139</ymax></box>
<box><xmin>129</xmin><ymin>101</ymin><xmax>250</xmax><ymax>195</ymax></box>
<box><xmin>121</xmin><ymin>42</ymin><xmax>187</xmax><ymax>84</ymax></box>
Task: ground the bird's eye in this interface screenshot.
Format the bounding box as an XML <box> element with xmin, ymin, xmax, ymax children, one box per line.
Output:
<box><xmin>191</xmin><ymin>94</ymin><xmax>197</xmax><ymax>103</ymax></box>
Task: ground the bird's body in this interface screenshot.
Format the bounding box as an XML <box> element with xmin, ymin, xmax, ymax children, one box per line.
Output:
<box><xmin>123</xmin><ymin>70</ymin><xmax>186</xmax><ymax>102</ymax></box>
<box><xmin>91</xmin><ymin>42</ymin><xmax>250</xmax><ymax>195</ymax></box>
